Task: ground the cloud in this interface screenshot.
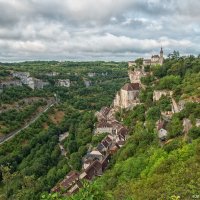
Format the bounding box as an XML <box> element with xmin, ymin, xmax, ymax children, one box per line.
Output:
<box><xmin>0</xmin><ymin>0</ymin><xmax>199</xmax><ymax>61</ymax></box>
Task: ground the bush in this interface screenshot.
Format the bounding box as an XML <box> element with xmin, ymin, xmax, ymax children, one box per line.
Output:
<box><xmin>188</xmin><ymin>127</ymin><xmax>200</xmax><ymax>139</ymax></box>
<box><xmin>157</xmin><ymin>75</ymin><xmax>181</xmax><ymax>90</ymax></box>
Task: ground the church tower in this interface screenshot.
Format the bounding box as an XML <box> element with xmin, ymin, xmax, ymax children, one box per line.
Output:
<box><xmin>159</xmin><ymin>47</ymin><xmax>164</xmax><ymax>65</ymax></box>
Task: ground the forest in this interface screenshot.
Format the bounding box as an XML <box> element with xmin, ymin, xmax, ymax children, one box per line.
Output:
<box><xmin>0</xmin><ymin>61</ymin><xmax>128</xmax><ymax>199</ymax></box>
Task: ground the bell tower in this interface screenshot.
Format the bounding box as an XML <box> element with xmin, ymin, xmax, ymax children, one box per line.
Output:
<box><xmin>159</xmin><ymin>47</ymin><xmax>164</xmax><ymax>65</ymax></box>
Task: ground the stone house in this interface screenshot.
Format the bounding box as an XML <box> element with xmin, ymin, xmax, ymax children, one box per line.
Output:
<box><xmin>96</xmin><ymin>135</ymin><xmax>113</xmax><ymax>154</ymax></box>
<box><xmin>95</xmin><ymin>120</ymin><xmax>113</xmax><ymax>134</ymax></box>
<box><xmin>116</xmin><ymin>140</ymin><xmax>126</xmax><ymax>147</ymax></box>
<box><xmin>95</xmin><ymin>107</ymin><xmax>111</xmax><ymax>121</ymax></box>
<box><xmin>116</xmin><ymin>127</ymin><xmax>128</xmax><ymax>142</ymax></box>
<box><xmin>109</xmin><ymin>144</ymin><xmax>120</xmax><ymax>155</ymax></box>
<box><xmin>79</xmin><ymin>160</ymin><xmax>103</xmax><ymax>180</ymax></box>
<box><xmin>101</xmin><ymin>154</ymin><xmax>110</xmax><ymax>171</ymax></box>
<box><xmin>114</xmin><ymin>83</ymin><xmax>140</xmax><ymax>109</ymax></box>
<box><xmin>51</xmin><ymin>171</ymin><xmax>82</xmax><ymax>194</ymax></box>
<box><xmin>84</xmin><ymin>150</ymin><xmax>104</xmax><ymax>162</ymax></box>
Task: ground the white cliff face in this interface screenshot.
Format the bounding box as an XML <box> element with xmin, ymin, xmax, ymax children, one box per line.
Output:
<box><xmin>128</xmin><ymin>69</ymin><xmax>146</xmax><ymax>84</ymax></box>
<box><xmin>113</xmin><ymin>92</ymin><xmax>121</xmax><ymax>108</ymax></box>
<box><xmin>120</xmin><ymin>89</ymin><xmax>139</xmax><ymax>109</ymax></box>
<box><xmin>153</xmin><ymin>90</ymin><xmax>173</xmax><ymax>101</ymax></box>
<box><xmin>12</xmin><ymin>71</ymin><xmax>48</xmax><ymax>90</ymax></box>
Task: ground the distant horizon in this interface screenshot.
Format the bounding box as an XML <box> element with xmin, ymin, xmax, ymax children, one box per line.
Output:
<box><xmin>0</xmin><ymin>1</ymin><xmax>199</xmax><ymax>62</ymax></box>
<box><xmin>0</xmin><ymin>51</ymin><xmax>198</xmax><ymax>64</ymax></box>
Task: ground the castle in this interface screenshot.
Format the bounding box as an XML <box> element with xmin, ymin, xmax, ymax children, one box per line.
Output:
<box><xmin>114</xmin><ymin>48</ymin><xmax>164</xmax><ymax>110</ymax></box>
<box><xmin>128</xmin><ymin>48</ymin><xmax>164</xmax><ymax>67</ymax></box>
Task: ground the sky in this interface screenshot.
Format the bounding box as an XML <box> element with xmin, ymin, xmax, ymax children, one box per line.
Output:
<box><xmin>0</xmin><ymin>0</ymin><xmax>199</xmax><ymax>62</ymax></box>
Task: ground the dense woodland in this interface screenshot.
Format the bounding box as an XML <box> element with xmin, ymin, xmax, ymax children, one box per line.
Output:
<box><xmin>0</xmin><ymin>61</ymin><xmax>128</xmax><ymax>199</ymax></box>
<box><xmin>0</xmin><ymin>54</ymin><xmax>200</xmax><ymax>200</ymax></box>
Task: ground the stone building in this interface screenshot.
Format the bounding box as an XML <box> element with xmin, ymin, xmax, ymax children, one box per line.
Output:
<box><xmin>143</xmin><ymin>47</ymin><xmax>164</xmax><ymax>66</ymax></box>
<box><xmin>128</xmin><ymin>48</ymin><xmax>164</xmax><ymax>68</ymax></box>
<box><xmin>95</xmin><ymin>120</ymin><xmax>113</xmax><ymax>134</ymax></box>
<box><xmin>51</xmin><ymin>171</ymin><xmax>82</xmax><ymax>195</ymax></box>
<box><xmin>114</xmin><ymin>83</ymin><xmax>140</xmax><ymax>109</ymax></box>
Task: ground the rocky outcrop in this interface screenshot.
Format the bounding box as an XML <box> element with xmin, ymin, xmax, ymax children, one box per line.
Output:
<box><xmin>128</xmin><ymin>69</ymin><xmax>146</xmax><ymax>84</ymax></box>
<box><xmin>153</xmin><ymin>90</ymin><xmax>173</xmax><ymax>101</ymax></box>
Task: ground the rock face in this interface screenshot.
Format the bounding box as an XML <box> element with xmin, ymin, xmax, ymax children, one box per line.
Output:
<box><xmin>153</xmin><ymin>90</ymin><xmax>173</xmax><ymax>101</ymax></box>
<box><xmin>0</xmin><ymin>80</ymin><xmax>22</xmax><ymax>88</ymax></box>
<box><xmin>196</xmin><ymin>119</ymin><xmax>200</xmax><ymax>127</ymax></box>
<box><xmin>58</xmin><ymin>79</ymin><xmax>70</xmax><ymax>87</ymax></box>
<box><xmin>12</xmin><ymin>71</ymin><xmax>48</xmax><ymax>90</ymax></box>
<box><xmin>183</xmin><ymin>118</ymin><xmax>192</xmax><ymax>133</ymax></box>
<box><xmin>128</xmin><ymin>69</ymin><xmax>146</xmax><ymax>84</ymax></box>
<box><xmin>83</xmin><ymin>79</ymin><xmax>91</xmax><ymax>87</ymax></box>
<box><xmin>113</xmin><ymin>83</ymin><xmax>140</xmax><ymax>109</ymax></box>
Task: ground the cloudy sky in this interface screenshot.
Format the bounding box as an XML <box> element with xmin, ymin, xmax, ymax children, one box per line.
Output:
<box><xmin>0</xmin><ymin>0</ymin><xmax>199</xmax><ymax>61</ymax></box>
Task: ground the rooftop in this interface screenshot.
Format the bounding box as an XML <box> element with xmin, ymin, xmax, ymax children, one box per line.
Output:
<box><xmin>121</xmin><ymin>83</ymin><xmax>140</xmax><ymax>91</ymax></box>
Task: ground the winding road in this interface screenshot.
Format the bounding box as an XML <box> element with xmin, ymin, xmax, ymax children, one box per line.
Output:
<box><xmin>0</xmin><ymin>100</ymin><xmax>56</xmax><ymax>145</ymax></box>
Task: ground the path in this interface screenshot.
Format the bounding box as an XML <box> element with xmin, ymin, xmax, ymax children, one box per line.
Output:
<box><xmin>0</xmin><ymin>100</ymin><xmax>56</xmax><ymax>145</ymax></box>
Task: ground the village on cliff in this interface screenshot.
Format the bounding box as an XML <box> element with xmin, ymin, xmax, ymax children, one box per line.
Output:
<box><xmin>50</xmin><ymin>48</ymin><xmax>200</xmax><ymax>196</ymax></box>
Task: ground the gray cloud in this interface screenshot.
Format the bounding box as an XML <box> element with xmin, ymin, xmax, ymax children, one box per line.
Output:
<box><xmin>0</xmin><ymin>0</ymin><xmax>199</xmax><ymax>61</ymax></box>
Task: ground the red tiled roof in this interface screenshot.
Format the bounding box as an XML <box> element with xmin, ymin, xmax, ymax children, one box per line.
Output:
<box><xmin>102</xmin><ymin>140</ymin><xmax>109</xmax><ymax>148</ymax></box>
<box><xmin>118</xmin><ymin>127</ymin><xmax>128</xmax><ymax>136</ymax></box>
<box><xmin>117</xmin><ymin>141</ymin><xmax>125</xmax><ymax>146</ymax></box>
<box><xmin>60</xmin><ymin>171</ymin><xmax>80</xmax><ymax>189</ymax></box>
<box><xmin>96</xmin><ymin>120</ymin><xmax>112</xmax><ymax>128</ymax></box>
<box><xmin>85</xmin><ymin>160</ymin><xmax>102</xmax><ymax>174</ymax></box>
<box><xmin>122</xmin><ymin>83</ymin><xmax>140</xmax><ymax>91</ymax></box>
<box><xmin>105</xmin><ymin>136</ymin><xmax>112</xmax><ymax>143</ymax></box>
<box><xmin>100</xmin><ymin>107</ymin><xmax>111</xmax><ymax>116</ymax></box>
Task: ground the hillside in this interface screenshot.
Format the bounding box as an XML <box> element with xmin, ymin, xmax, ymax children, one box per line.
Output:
<box><xmin>0</xmin><ymin>54</ymin><xmax>200</xmax><ymax>200</ymax></box>
<box><xmin>0</xmin><ymin>61</ymin><xmax>128</xmax><ymax>199</ymax></box>
<box><xmin>45</xmin><ymin>53</ymin><xmax>200</xmax><ymax>200</ymax></box>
